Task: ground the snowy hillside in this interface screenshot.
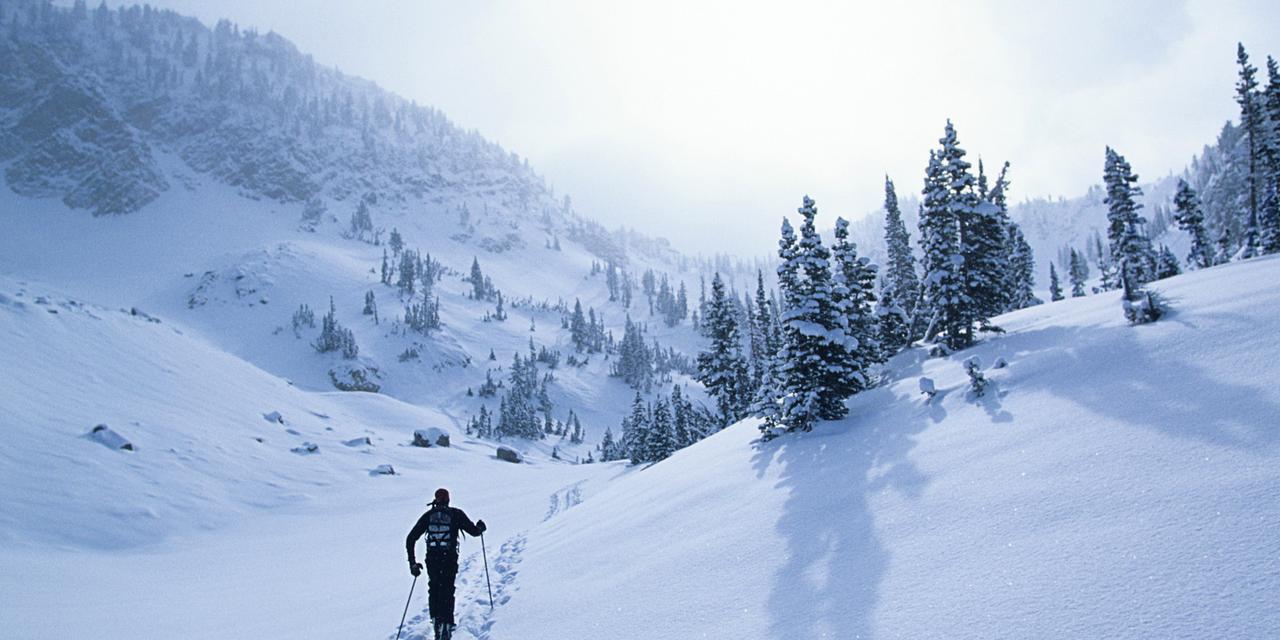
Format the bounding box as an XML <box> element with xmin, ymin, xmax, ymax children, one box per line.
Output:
<box><xmin>491</xmin><ymin>256</ymin><xmax>1280</xmax><ymax>640</ymax></box>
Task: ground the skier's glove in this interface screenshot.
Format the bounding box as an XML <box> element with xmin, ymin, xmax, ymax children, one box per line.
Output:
<box><xmin>476</xmin><ymin>520</ymin><xmax>487</xmax><ymax>534</ymax></box>
<box><xmin>409</xmin><ymin>561</ymin><xmax>422</xmax><ymax>577</ymax></box>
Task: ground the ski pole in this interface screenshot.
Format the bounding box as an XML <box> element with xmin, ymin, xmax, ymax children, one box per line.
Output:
<box><xmin>480</xmin><ymin>532</ymin><xmax>494</xmax><ymax>610</ymax></box>
<box><xmin>396</xmin><ymin>574</ymin><xmax>417</xmax><ymax>640</ymax></box>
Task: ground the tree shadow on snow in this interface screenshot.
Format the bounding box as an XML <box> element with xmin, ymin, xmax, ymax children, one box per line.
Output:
<box><xmin>986</xmin><ymin>321</ymin><xmax>1279</xmax><ymax>451</ymax></box>
<box><xmin>750</xmin><ymin>384</ymin><xmax>933</xmax><ymax>639</ymax></box>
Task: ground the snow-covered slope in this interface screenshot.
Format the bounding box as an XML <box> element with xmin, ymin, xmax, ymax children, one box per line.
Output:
<box><xmin>491</xmin><ymin>256</ymin><xmax>1280</xmax><ymax>640</ymax></box>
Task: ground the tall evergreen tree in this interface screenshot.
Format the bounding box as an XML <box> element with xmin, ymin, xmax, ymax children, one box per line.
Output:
<box><xmin>1236</xmin><ymin>43</ymin><xmax>1265</xmax><ymax>257</ymax></box>
<box><xmin>620</xmin><ymin>392</ymin><xmax>648</xmax><ymax>463</ymax></box>
<box><xmin>1260</xmin><ymin>56</ymin><xmax>1280</xmax><ymax>254</ymax></box>
<box><xmin>1103</xmin><ymin>147</ymin><xmax>1157</xmax><ymax>290</ymax></box>
<box><xmin>875</xmin><ymin>280</ymin><xmax>911</xmax><ymax>352</ymax></box>
<box><xmin>645</xmin><ymin>398</ymin><xmax>676</xmax><ymax>462</ymax></box>
<box><xmin>1068</xmin><ymin>248</ymin><xmax>1089</xmax><ymax>297</ymax></box>
<box><xmin>881</xmin><ymin>176</ymin><xmax>920</xmax><ymax>332</ymax></box>
<box><xmin>1006</xmin><ymin>222</ymin><xmax>1041</xmax><ymax>310</ymax></box>
<box><xmin>1048</xmin><ymin>263</ymin><xmax>1064</xmax><ymax>301</ymax></box>
<box><xmin>919</xmin><ymin>132</ymin><xmax>970</xmax><ymax>350</ymax></box>
<box><xmin>832</xmin><ymin>216</ymin><xmax>882</xmax><ymax>378</ymax></box>
<box><xmin>1104</xmin><ymin>147</ymin><xmax>1161</xmax><ymax>322</ymax></box>
<box><xmin>765</xmin><ymin>197</ymin><xmax>860</xmax><ymax>434</ymax></box>
<box><xmin>696</xmin><ymin>273</ymin><xmax>750</xmax><ymax>424</ymax></box>
<box><xmin>1172</xmin><ymin>179</ymin><xmax>1214</xmax><ymax>269</ymax></box>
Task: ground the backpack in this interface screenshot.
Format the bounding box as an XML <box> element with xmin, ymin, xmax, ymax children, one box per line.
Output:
<box><xmin>424</xmin><ymin>505</ymin><xmax>455</xmax><ymax>554</ymax></box>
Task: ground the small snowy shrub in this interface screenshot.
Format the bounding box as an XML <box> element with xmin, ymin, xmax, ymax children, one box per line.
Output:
<box><xmin>963</xmin><ymin>357</ymin><xmax>988</xmax><ymax>397</ymax></box>
<box><xmin>1123</xmin><ymin>289</ymin><xmax>1167</xmax><ymax>325</ymax></box>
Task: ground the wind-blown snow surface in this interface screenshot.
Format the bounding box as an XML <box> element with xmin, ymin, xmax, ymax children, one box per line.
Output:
<box><xmin>494</xmin><ymin>257</ymin><xmax>1280</xmax><ymax>640</ymax></box>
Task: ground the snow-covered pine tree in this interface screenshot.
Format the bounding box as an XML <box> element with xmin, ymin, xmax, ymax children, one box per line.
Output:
<box><xmin>620</xmin><ymin>392</ymin><xmax>648</xmax><ymax>463</ymax></box>
<box><xmin>313</xmin><ymin>296</ymin><xmax>358</xmax><ymax>359</ymax></box>
<box><xmin>1103</xmin><ymin>148</ymin><xmax>1164</xmax><ymax>323</ymax></box>
<box><xmin>1173</xmin><ymin>179</ymin><xmax>1215</xmax><ymax>269</ymax></box>
<box><xmin>599</xmin><ymin>427</ymin><xmax>617</xmax><ymax>461</ymax></box>
<box><xmin>469</xmin><ymin>257</ymin><xmax>488</xmax><ymax>300</ymax></box>
<box><xmin>388</xmin><ymin>228</ymin><xmax>403</xmax><ymax>257</ymax></box>
<box><xmin>1156</xmin><ymin>245</ymin><xmax>1182</xmax><ymax>279</ymax></box>
<box><xmin>1260</xmin><ymin>55</ymin><xmax>1280</xmax><ymax>255</ymax></box>
<box><xmin>1068</xmin><ymin>249</ymin><xmax>1089</xmax><ymax>297</ymax></box>
<box><xmin>613</xmin><ymin>315</ymin><xmax>654</xmax><ymax>392</ymax></box>
<box><xmin>966</xmin><ymin>158</ymin><xmax>1015</xmax><ymax>319</ymax></box>
<box><xmin>570</xmin><ymin>298</ymin><xmax>588</xmax><ymax>351</ymax></box>
<box><xmin>919</xmin><ymin>146</ymin><xmax>969</xmax><ymax>350</ymax></box>
<box><xmin>832</xmin><ymin>216</ymin><xmax>882</xmax><ymax>379</ymax></box>
<box><xmin>396</xmin><ymin>250</ymin><xmax>416</xmax><ymax>297</ymax></box>
<box><xmin>881</xmin><ymin>176</ymin><xmax>921</xmax><ymax>334</ymax></box>
<box><xmin>1006</xmin><ymin>222</ymin><xmax>1041</xmax><ymax>310</ymax></box>
<box><xmin>670</xmin><ymin>385</ymin><xmax>696</xmax><ymax>448</ymax></box>
<box><xmin>1236</xmin><ymin>43</ymin><xmax>1266</xmax><ymax>258</ymax></box>
<box><xmin>1049</xmin><ymin>263</ymin><xmax>1064</xmax><ymax>301</ymax></box>
<box><xmin>696</xmin><ymin>273</ymin><xmax>750</xmax><ymax>424</ymax></box>
<box><xmin>348</xmin><ymin>199</ymin><xmax>374</xmax><ymax>242</ymax></box>
<box><xmin>646</xmin><ymin>398</ymin><xmax>676</xmax><ymax>462</ymax></box>
<box><xmin>748</xmin><ymin>271</ymin><xmax>779</xmax><ymax>391</ymax></box>
<box><xmin>1103</xmin><ymin>147</ymin><xmax>1158</xmax><ymax>294</ymax></box>
<box><xmin>875</xmin><ymin>280</ymin><xmax>911</xmax><ymax>352</ymax></box>
<box><xmin>772</xmin><ymin>196</ymin><xmax>860</xmax><ymax>431</ymax></box>
<box><xmin>379</xmin><ymin>249</ymin><xmax>391</xmax><ymax>285</ymax></box>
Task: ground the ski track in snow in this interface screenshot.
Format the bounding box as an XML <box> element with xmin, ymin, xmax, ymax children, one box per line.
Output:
<box><xmin>396</xmin><ymin>481</ymin><xmax>584</xmax><ymax>639</ymax></box>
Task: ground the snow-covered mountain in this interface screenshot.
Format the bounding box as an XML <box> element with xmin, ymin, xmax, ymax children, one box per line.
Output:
<box><xmin>0</xmin><ymin>0</ymin><xmax>764</xmax><ymax>464</ymax></box>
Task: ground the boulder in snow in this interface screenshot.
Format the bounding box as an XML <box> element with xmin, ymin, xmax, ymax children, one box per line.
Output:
<box><xmin>412</xmin><ymin>428</ymin><xmax>450</xmax><ymax>448</ymax></box>
<box><xmin>88</xmin><ymin>424</ymin><xmax>133</xmax><ymax>451</ymax></box>
<box><xmin>992</xmin><ymin>357</ymin><xmax>1009</xmax><ymax>369</ymax></box>
<box><xmin>344</xmin><ymin>436</ymin><xmax>373</xmax><ymax>447</ymax></box>
<box><xmin>918</xmin><ymin>377</ymin><xmax>937</xmax><ymax>400</ymax></box>
<box><xmin>496</xmin><ymin>445</ymin><xmax>522</xmax><ymax>463</ymax></box>
<box><xmin>263</xmin><ymin>411</ymin><xmax>285</xmax><ymax>424</ymax></box>
<box><xmin>291</xmin><ymin>442</ymin><xmax>319</xmax><ymax>455</ymax></box>
<box><xmin>370</xmin><ymin>464</ymin><xmax>396</xmax><ymax>476</ymax></box>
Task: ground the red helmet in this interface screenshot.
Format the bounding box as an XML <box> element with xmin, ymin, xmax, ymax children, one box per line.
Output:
<box><xmin>434</xmin><ymin>487</ymin><xmax>450</xmax><ymax>504</ymax></box>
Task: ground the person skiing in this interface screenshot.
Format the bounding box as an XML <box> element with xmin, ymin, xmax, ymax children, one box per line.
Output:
<box><xmin>406</xmin><ymin>488</ymin><xmax>486</xmax><ymax>640</ymax></box>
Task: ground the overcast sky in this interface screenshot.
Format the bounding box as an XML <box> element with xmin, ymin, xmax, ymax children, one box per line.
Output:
<box><xmin>131</xmin><ymin>0</ymin><xmax>1277</xmax><ymax>255</ymax></box>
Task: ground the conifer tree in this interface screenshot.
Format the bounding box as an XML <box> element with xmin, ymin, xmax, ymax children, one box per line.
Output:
<box><xmin>1006</xmin><ymin>223</ymin><xmax>1041</xmax><ymax>309</ymax></box>
<box><xmin>1103</xmin><ymin>147</ymin><xmax>1158</xmax><ymax>293</ymax></box>
<box><xmin>964</xmin><ymin>156</ymin><xmax>1013</xmax><ymax>321</ymax></box>
<box><xmin>919</xmin><ymin>145</ymin><xmax>968</xmax><ymax>350</ymax></box>
<box><xmin>881</xmin><ymin>176</ymin><xmax>920</xmax><ymax>331</ymax></box>
<box><xmin>1172</xmin><ymin>179</ymin><xmax>1214</xmax><ymax>269</ymax></box>
<box><xmin>1236</xmin><ymin>43</ymin><xmax>1265</xmax><ymax>257</ymax></box>
<box><xmin>832</xmin><ymin>217</ymin><xmax>882</xmax><ymax>377</ymax></box>
<box><xmin>646</xmin><ymin>398</ymin><xmax>676</xmax><ymax>462</ymax></box>
<box><xmin>1049</xmin><ymin>263</ymin><xmax>1064</xmax><ymax>301</ymax></box>
<box><xmin>1156</xmin><ymin>245</ymin><xmax>1182</xmax><ymax>279</ymax></box>
<box><xmin>767</xmin><ymin>197</ymin><xmax>860</xmax><ymax>433</ymax></box>
<box><xmin>875</xmin><ymin>281</ymin><xmax>911</xmax><ymax>352</ymax></box>
<box><xmin>570</xmin><ymin>299</ymin><xmax>588</xmax><ymax>351</ymax></box>
<box><xmin>696</xmin><ymin>273</ymin><xmax>750</xmax><ymax>424</ymax></box>
<box><xmin>1068</xmin><ymin>249</ymin><xmax>1089</xmax><ymax>297</ymax></box>
<box><xmin>388</xmin><ymin>227</ymin><xmax>403</xmax><ymax>257</ymax></box>
<box><xmin>1260</xmin><ymin>56</ymin><xmax>1280</xmax><ymax>254</ymax></box>
<box><xmin>620</xmin><ymin>392</ymin><xmax>648</xmax><ymax>463</ymax></box>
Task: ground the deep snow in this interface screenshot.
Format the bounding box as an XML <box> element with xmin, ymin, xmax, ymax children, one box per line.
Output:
<box><xmin>491</xmin><ymin>256</ymin><xmax>1280</xmax><ymax>640</ymax></box>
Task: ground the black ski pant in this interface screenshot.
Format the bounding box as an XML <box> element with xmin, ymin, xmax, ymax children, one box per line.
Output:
<box><xmin>425</xmin><ymin>552</ymin><xmax>460</xmax><ymax>625</ymax></box>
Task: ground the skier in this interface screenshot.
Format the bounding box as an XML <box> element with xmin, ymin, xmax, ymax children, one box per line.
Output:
<box><xmin>406</xmin><ymin>488</ymin><xmax>487</xmax><ymax>640</ymax></box>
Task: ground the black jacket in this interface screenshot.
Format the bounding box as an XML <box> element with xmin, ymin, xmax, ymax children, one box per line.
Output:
<box><xmin>406</xmin><ymin>504</ymin><xmax>482</xmax><ymax>561</ymax></box>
